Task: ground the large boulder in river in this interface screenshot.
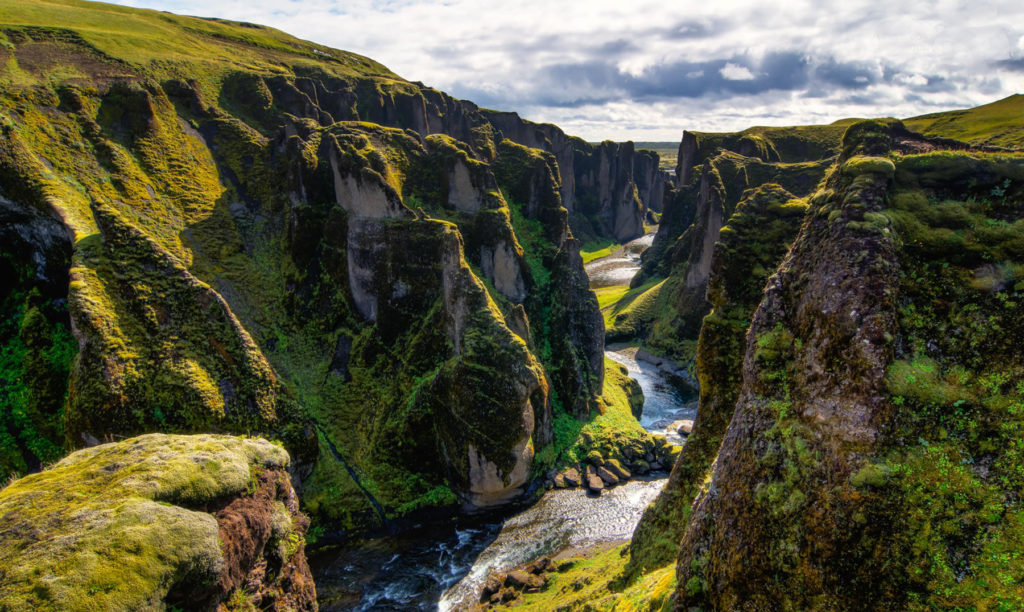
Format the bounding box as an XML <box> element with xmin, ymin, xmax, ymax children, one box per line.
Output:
<box><xmin>0</xmin><ymin>434</ymin><xmax>316</xmax><ymax>611</ymax></box>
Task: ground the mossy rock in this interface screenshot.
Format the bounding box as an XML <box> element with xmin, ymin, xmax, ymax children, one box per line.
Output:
<box><xmin>0</xmin><ymin>433</ymin><xmax>309</xmax><ymax>611</ymax></box>
<box><xmin>842</xmin><ymin>155</ymin><xmax>896</xmax><ymax>178</ymax></box>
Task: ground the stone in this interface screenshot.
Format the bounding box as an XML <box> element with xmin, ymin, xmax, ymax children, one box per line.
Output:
<box><xmin>528</xmin><ymin>557</ymin><xmax>553</xmax><ymax>574</ymax></box>
<box><xmin>670</xmin><ymin>419</ymin><xmax>695</xmax><ymax>436</ymax></box>
<box><xmin>596</xmin><ymin>465</ymin><xmax>620</xmax><ymax>486</ymax></box>
<box><xmin>480</xmin><ymin>575</ymin><xmax>502</xmax><ymax>602</ymax></box>
<box><xmin>552</xmin><ymin>473</ymin><xmax>566</xmax><ymax>488</ymax></box>
<box><xmin>505</xmin><ymin>570</ymin><xmax>532</xmax><ymax>588</ymax></box>
<box><xmin>586</xmin><ymin>472</ymin><xmax>605</xmax><ymax>493</ymax></box>
<box><xmin>561</xmin><ymin>467</ymin><xmax>582</xmax><ymax>487</ymax></box>
<box><xmin>605</xmin><ymin>458</ymin><xmax>632</xmax><ymax>480</ymax></box>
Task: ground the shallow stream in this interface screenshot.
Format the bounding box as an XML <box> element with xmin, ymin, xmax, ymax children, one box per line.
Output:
<box><xmin>313</xmin><ymin>231</ymin><xmax>693</xmax><ymax>611</ymax></box>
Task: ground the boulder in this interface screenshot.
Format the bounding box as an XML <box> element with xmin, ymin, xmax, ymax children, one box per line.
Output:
<box><xmin>480</xmin><ymin>575</ymin><xmax>502</xmax><ymax>602</ymax></box>
<box><xmin>596</xmin><ymin>465</ymin><xmax>620</xmax><ymax>486</ymax></box>
<box><xmin>670</xmin><ymin>419</ymin><xmax>695</xmax><ymax>436</ymax></box>
<box><xmin>605</xmin><ymin>458</ymin><xmax>632</xmax><ymax>480</ymax></box>
<box><xmin>561</xmin><ymin>467</ymin><xmax>582</xmax><ymax>487</ymax></box>
<box><xmin>0</xmin><ymin>434</ymin><xmax>316</xmax><ymax>612</ymax></box>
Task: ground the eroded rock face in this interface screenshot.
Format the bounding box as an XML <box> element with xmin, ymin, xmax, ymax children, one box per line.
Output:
<box><xmin>574</xmin><ymin>141</ymin><xmax>654</xmax><ymax>242</ymax></box>
<box><xmin>672</xmin><ymin>132</ymin><xmax>900</xmax><ymax>608</ymax></box>
<box><xmin>328</xmin><ymin>142</ymin><xmax>407</xmax><ymax>219</ymax></box>
<box><xmin>0</xmin><ymin>15</ymin><xmax>595</xmax><ymax>532</ymax></box>
<box><xmin>626</xmin><ymin>184</ymin><xmax>807</xmax><ymax>579</ymax></box>
<box><xmin>659</xmin><ymin>121</ymin><xmax>1024</xmax><ymax>609</ymax></box>
<box><xmin>481</xmin><ymin>240</ymin><xmax>527</xmax><ymax>303</ymax></box>
<box><xmin>447</xmin><ymin>159</ymin><xmax>485</xmax><ymax>214</ymax></box>
<box><xmin>0</xmin><ymin>195</ymin><xmax>75</xmax><ymax>476</ymax></box>
<box><xmin>0</xmin><ymin>434</ymin><xmax>316</xmax><ymax>611</ymax></box>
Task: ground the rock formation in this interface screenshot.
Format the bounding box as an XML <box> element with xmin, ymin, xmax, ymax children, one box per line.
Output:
<box><xmin>621</xmin><ymin>120</ymin><xmax>1024</xmax><ymax>609</ymax></box>
<box><xmin>0</xmin><ymin>434</ymin><xmax>316</xmax><ymax>611</ymax></box>
<box><xmin>0</xmin><ymin>4</ymin><xmax>609</xmax><ymax>531</ymax></box>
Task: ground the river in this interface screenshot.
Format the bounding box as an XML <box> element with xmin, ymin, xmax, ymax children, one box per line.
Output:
<box><xmin>312</xmin><ymin>232</ymin><xmax>693</xmax><ymax>611</ymax></box>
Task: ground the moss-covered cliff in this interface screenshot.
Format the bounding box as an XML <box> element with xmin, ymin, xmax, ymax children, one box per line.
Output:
<box><xmin>0</xmin><ymin>0</ymin><xmax>615</xmax><ymax>531</ymax></box>
<box><xmin>626</xmin><ymin>183</ymin><xmax>808</xmax><ymax>578</ymax></box>
<box><xmin>622</xmin><ymin>119</ymin><xmax>1024</xmax><ymax>609</ymax></box>
<box><xmin>609</xmin><ymin>123</ymin><xmax>839</xmax><ymax>366</ymax></box>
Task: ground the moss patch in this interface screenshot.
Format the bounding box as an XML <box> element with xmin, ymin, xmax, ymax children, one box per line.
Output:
<box><xmin>0</xmin><ymin>433</ymin><xmax>293</xmax><ymax>611</ymax></box>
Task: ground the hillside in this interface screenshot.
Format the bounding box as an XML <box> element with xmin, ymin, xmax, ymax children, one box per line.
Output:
<box><xmin>0</xmin><ymin>0</ymin><xmax>673</xmax><ymax>535</ymax></box>
<box><xmin>905</xmin><ymin>94</ymin><xmax>1024</xmax><ymax>149</ymax></box>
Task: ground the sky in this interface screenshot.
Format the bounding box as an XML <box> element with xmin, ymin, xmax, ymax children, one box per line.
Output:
<box><xmin>108</xmin><ymin>0</ymin><xmax>1024</xmax><ymax>142</ymax></box>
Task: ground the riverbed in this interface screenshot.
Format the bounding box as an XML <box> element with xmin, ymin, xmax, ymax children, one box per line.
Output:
<box><xmin>584</xmin><ymin>234</ymin><xmax>653</xmax><ymax>289</ymax></box>
<box><xmin>313</xmin><ymin>231</ymin><xmax>693</xmax><ymax>610</ymax></box>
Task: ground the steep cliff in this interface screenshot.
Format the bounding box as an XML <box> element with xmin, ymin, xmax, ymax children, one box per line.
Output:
<box><xmin>659</xmin><ymin>121</ymin><xmax>1024</xmax><ymax>609</ymax></box>
<box><xmin>0</xmin><ymin>434</ymin><xmax>316</xmax><ymax>611</ymax></box>
<box><xmin>626</xmin><ymin>183</ymin><xmax>808</xmax><ymax>578</ymax></box>
<box><xmin>483</xmin><ymin>111</ymin><xmax>670</xmax><ymax>241</ymax></box>
<box><xmin>0</xmin><ymin>0</ymin><xmax>607</xmax><ymax>531</ymax></box>
<box><xmin>612</xmin><ymin>124</ymin><xmax>840</xmax><ymax>364</ymax></box>
<box><xmin>0</xmin><ymin>193</ymin><xmax>75</xmax><ymax>477</ymax></box>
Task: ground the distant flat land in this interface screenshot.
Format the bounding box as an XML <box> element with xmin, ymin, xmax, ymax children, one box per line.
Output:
<box><xmin>634</xmin><ymin>142</ymin><xmax>678</xmax><ymax>172</ymax></box>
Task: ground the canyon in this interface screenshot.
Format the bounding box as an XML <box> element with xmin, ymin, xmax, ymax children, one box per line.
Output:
<box><xmin>1</xmin><ymin>1</ymin><xmax>1023</xmax><ymax>611</ymax></box>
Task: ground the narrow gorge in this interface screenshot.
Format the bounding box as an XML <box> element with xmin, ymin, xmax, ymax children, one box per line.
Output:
<box><xmin>1</xmin><ymin>1</ymin><xmax>1023</xmax><ymax>611</ymax></box>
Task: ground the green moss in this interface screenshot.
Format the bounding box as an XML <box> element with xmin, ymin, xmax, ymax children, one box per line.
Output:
<box><xmin>492</xmin><ymin>544</ymin><xmax>675</xmax><ymax>612</ymax></box>
<box><xmin>538</xmin><ymin>356</ymin><xmax>658</xmax><ymax>470</ymax></box>
<box><xmin>850</xmin><ymin>462</ymin><xmax>893</xmax><ymax>488</ymax></box>
<box><xmin>842</xmin><ymin>155</ymin><xmax>896</xmax><ymax>178</ymax></box>
<box><xmin>0</xmin><ymin>433</ymin><xmax>291</xmax><ymax>611</ymax></box>
<box><xmin>0</xmin><ymin>260</ymin><xmax>76</xmax><ymax>478</ymax></box>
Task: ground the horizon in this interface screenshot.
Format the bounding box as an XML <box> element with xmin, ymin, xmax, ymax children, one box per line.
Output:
<box><xmin>60</xmin><ymin>0</ymin><xmax>1024</xmax><ymax>142</ymax></box>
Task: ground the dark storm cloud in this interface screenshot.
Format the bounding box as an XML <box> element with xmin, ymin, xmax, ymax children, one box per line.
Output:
<box><xmin>813</xmin><ymin>58</ymin><xmax>879</xmax><ymax>88</ymax></box>
<box><xmin>994</xmin><ymin>57</ymin><xmax>1024</xmax><ymax>71</ymax></box>
<box><xmin>520</xmin><ymin>52</ymin><xmax>903</xmax><ymax>108</ymax></box>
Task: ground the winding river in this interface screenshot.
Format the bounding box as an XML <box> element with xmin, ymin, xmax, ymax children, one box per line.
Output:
<box><xmin>313</xmin><ymin>232</ymin><xmax>694</xmax><ymax>611</ymax></box>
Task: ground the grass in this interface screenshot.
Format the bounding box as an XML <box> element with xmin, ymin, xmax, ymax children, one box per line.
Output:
<box><xmin>604</xmin><ymin>278</ymin><xmax>664</xmax><ymax>333</ymax></box>
<box><xmin>493</xmin><ymin>543</ymin><xmax>675</xmax><ymax>611</ymax></box>
<box><xmin>904</xmin><ymin>94</ymin><xmax>1024</xmax><ymax>149</ymax></box>
<box><xmin>0</xmin><ymin>0</ymin><xmax>397</xmax><ymax>87</ymax></box>
<box><xmin>580</xmin><ymin>237</ymin><xmax>617</xmax><ymax>264</ymax></box>
<box><xmin>594</xmin><ymin>284</ymin><xmax>630</xmax><ymax>310</ymax></box>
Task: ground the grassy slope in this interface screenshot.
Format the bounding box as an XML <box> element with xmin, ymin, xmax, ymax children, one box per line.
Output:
<box><xmin>904</xmin><ymin>94</ymin><xmax>1024</xmax><ymax>149</ymax></box>
<box><xmin>0</xmin><ymin>0</ymin><xmax>395</xmax><ymax>82</ymax></box>
<box><xmin>0</xmin><ymin>0</ymin><xmax>490</xmax><ymax>524</ymax></box>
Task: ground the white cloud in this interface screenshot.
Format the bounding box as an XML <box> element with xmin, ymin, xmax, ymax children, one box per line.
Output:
<box><xmin>105</xmin><ymin>0</ymin><xmax>1024</xmax><ymax>141</ymax></box>
<box><xmin>719</xmin><ymin>62</ymin><xmax>756</xmax><ymax>80</ymax></box>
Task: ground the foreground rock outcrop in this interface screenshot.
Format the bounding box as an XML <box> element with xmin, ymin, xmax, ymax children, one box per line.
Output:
<box><xmin>0</xmin><ymin>434</ymin><xmax>316</xmax><ymax>611</ymax></box>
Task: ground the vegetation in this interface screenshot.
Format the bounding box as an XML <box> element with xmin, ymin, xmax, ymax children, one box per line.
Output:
<box><xmin>0</xmin><ymin>0</ymin><xmax>602</xmax><ymax>532</ymax></box>
<box><xmin>0</xmin><ymin>279</ymin><xmax>75</xmax><ymax>479</ymax></box>
<box><xmin>491</xmin><ymin>544</ymin><xmax>675</xmax><ymax>611</ymax></box>
<box><xmin>0</xmin><ymin>434</ymin><xmax>304</xmax><ymax>611</ymax></box>
<box><xmin>904</xmin><ymin>94</ymin><xmax>1024</xmax><ymax>149</ymax></box>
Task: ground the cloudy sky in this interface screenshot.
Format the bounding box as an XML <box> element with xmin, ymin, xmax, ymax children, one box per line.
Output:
<box><xmin>109</xmin><ymin>0</ymin><xmax>1024</xmax><ymax>141</ymax></box>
